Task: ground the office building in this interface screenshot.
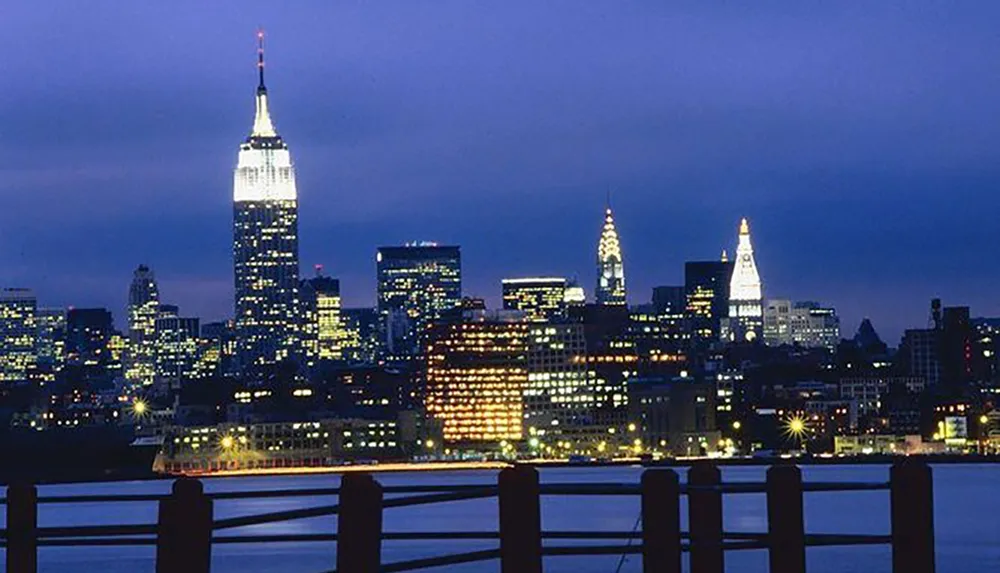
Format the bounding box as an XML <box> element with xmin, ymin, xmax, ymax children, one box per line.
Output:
<box><xmin>376</xmin><ymin>243</ymin><xmax>461</xmax><ymax>362</ymax></box>
<box><xmin>524</xmin><ymin>323</ymin><xmax>600</xmax><ymax>444</ymax></box>
<box><xmin>198</xmin><ymin>321</ymin><xmax>235</xmax><ymax>379</ymax></box>
<box><xmin>34</xmin><ymin>307</ymin><xmax>66</xmax><ymax>381</ymax></box>
<box><xmin>154</xmin><ymin>316</ymin><xmax>200</xmax><ymax>388</ymax></box>
<box><xmin>684</xmin><ymin>259</ymin><xmax>733</xmax><ymax>346</ymax></box>
<box><xmin>65</xmin><ymin>308</ymin><xmax>116</xmax><ymax>380</ymax></box>
<box><xmin>342</xmin><ymin>307</ymin><xmax>380</xmax><ymax>364</ymax></box>
<box><xmin>623</xmin><ymin>308</ymin><xmax>687</xmax><ymax>372</ymax></box>
<box><xmin>502</xmin><ymin>277</ymin><xmax>567</xmax><ymax>322</ymax></box>
<box><xmin>301</xmin><ymin>270</ymin><xmax>344</xmax><ymax>365</ymax></box>
<box><xmin>839</xmin><ymin>376</ymin><xmax>925</xmax><ymax>417</ymax></box>
<box><xmin>940</xmin><ymin>306</ymin><xmax>974</xmax><ymax>386</ymax></box>
<box><xmin>424</xmin><ymin>309</ymin><xmax>528</xmax><ymax>445</ymax></box>
<box><xmin>723</xmin><ymin>218</ymin><xmax>763</xmax><ymax>342</ymax></box>
<box><xmin>575</xmin><ymin>304</ymin><xmax>632</xmax><ymax>429</ymax></box>
<box><xmin>125</xmin><ymin>265</ymin><xmax>160</xmax><ymax>387</ymax></box>
<box><xmin>596</xmin><ymin>207</ymin><xmax>626</xmax><ymax>305</ymax></box>
<box><xmin>628</xmin><ymin>376</ymin><xmax>719</xmax><ymax>456</ymax></box>
<box><xmin>900</xmin><ymin>328</ymin><xmax>940</xmax><ymax>387</ymax></box>
<box><xmin>763</xmin><ymin>300</ymin><xmax>841</xmax><ymax>350</ymax></box>
<box><xmin>0</xmin><ymin>288</ymin><xmax>37</xmax><ymax>382</ymax></box>
<box><xmin>652</xmin><ymin>286</ymin><xmax>686</xmax><ymax>316</ymax></box>
<box><xmin>233</xmin><ymin>34</ymin><xmax>302</xmax><ymax>371</ymax></box>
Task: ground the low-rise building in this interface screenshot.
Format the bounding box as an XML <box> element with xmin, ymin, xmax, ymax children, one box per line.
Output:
<box><xmin>158</xmin><ymin>418</ymin><xmax>402</xmax><ymax>473</ymax></box>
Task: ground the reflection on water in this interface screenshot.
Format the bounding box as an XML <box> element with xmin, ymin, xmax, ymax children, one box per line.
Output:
<box><xmin>1</xmin><ymin>464</ymin><xmax>997</xmax><ymax>573</ymax></box>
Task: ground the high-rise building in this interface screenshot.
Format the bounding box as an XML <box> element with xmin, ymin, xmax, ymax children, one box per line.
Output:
<box><xmin>301</xmin><ymin>269</ymin><xmax>343</xmax><ymax>365</ymax></box>
<box><xmin>35</xmin><ymin>307</ymin><xmax>66</xmax><ymax>381</ymax></box>
<box><xmin>376</xmin><ymin>243</ymin><xmax>461</xmax><ymax>362</ymax></box>
<box><xmin>65</xmin><ymin>308</ymin><xmax>116</xmax><ymax>381</ymax></box>
<box><xmin>200</xmin><ymin>321</ymin><xmax>236</xmax><ymax>377</ymax></box>
<box><xmin>684</xmin><ymin>260</ymin><xmax>733</xmax><ymax>346</ymax></box>
<box><xmin>233</xmin><ymin>33</ymin><xmax>302</xmax><ymax>372</ymax></box>
<box><xmin>154</xmin><ymin>316</ymin><xmax>200</xmax><ymax>388</ymax></box>
<box><xmin>0</xmin><ymin>288</ymin><xmax>37</xmax><ymax>382</ymax></box>
<box><xmin>342</xmin><ymin>308</ymin><xmax>380</xmax><ymax>365</ymax></box>
<box><xmin>763</xmin><ymin>300</ymin><xmax>841</xmax><ymax>350</ymax></box>
<box><xmin>940</xmin><ymin>306</ymin><xmax>974</xmax><ymax>386</ymax></box>
<box><xmin>524</xmin><ymin>323</ymin><xmax>594</xmax><ymax>435</ymax></box>
<box><xmin>424</xmin><ymin>309</ymin><xmax>528</xmax><ymax>445</ymax></box>
<box><xmin>126</xmin><ymin>265</ymin><xmax>160</xmax><ymax>387</ymax></box>
<box><xmin>574</xmin><ymin>304</ymin><xmax>633</xmax><ymax>429</ymax></box>
<box><xmin>596</xmin><ymin>207</ymin><xmax>626</xmax><ymax>305</ymax></box>
<box><xmin>502</xmin><ymin>277</ymin><xmax>567</xmax><ymax>322</ymax></box>
<box><xmin>723</xmin><ymin>218</ymin><xmax>763</xmax><ymax>342</ymax></box>
<box><xmin>900</xmin><ymin>328</ymin><xmax>941</xmax><ymax>387</ymax></box>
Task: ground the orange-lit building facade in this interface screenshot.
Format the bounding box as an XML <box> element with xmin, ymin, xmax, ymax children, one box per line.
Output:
<box><xmin>424</xmin><ymin>310</ymin><xmax>528</xmax><ymax>445</ymax></box>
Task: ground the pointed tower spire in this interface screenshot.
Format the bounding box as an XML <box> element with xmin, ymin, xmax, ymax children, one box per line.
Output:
<box><xmin>724</xmin><ymin>216</ymin><xmax>763</xmax><ymax>342</ymax></box>
<box><xmin>251</xmin><ymin>29</ymin><xmax>277</xmax><ymax>138</ymax></box>
<box><xmin>721</xmin><ymin>249</ymin><xmax>729</xmax><ymax>262</ymax></box>
<box><xmin>596</xmin><ymin>204</ymin><xmax>626</xmax><ymax>305</ymax></box>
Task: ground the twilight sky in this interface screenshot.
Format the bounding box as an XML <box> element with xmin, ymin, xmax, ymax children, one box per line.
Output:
<box><xmin>2</xmin><ymin>2</ymin><xmax>1000</xmax><ymax>342</ymax></box>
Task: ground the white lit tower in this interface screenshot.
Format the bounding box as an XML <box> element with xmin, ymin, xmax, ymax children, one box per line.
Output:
<box><xmin>125</xmin><ymin>264</ymin><xmax>159</xmax><ymax>387</ymax></box>
<box><xmin>596</xmin><ymin>206</ymin><xmax>626</xmax><ymax>305</ymax></box>
<box><xmin>233</xmin><ymin>31</ymin><xmax>302</xmax><ymax>371</ymax></box>
<box><xmin>723</xmin><ymin>218</ymin><xmax>763</xmax><ymax>342</ymax></box>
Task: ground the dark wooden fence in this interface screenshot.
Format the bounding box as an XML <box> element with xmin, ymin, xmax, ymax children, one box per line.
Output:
<box><xmin>0</xmin><ymin>458</ymin><xmax>936</xmax><ymax>573</ymax></box>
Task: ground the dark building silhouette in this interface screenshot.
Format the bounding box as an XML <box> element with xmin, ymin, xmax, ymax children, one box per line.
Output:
<box><xmin>652</xmin><ymin>285</ymin><xmax>686</xmax><ymax>315</ymax></box>
<box><xmin>684</xmin><ymin>260</ymin><xmax>733</xmax><ymax>349</ymax></box>
<box><xmin>628</xmin><ymin>375</ymin><xmax>718</xmax><ymax>456</ymax></box>
<box><xmin>65</xmin><ymin>308</ymin><xmax>116</xmax><ymax>382</ymax></box>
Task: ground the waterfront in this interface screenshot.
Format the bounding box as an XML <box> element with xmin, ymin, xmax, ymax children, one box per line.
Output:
<box><xmin>2</xmin><ymin>464</ymin><xmax>998</xmax><ymax>572</ymax></box>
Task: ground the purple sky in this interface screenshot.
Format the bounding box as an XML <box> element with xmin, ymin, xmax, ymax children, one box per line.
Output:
<box><xmin>3</xmin><ymin>2</ymin><xmax>1000</xmax><ymax>342</ymax></box>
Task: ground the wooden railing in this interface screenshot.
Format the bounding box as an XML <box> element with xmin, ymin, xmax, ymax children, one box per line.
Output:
<box><xmin>0</xmin><ymin>458</ymin><xmax>935</xmax><ymax>573</ymax></box>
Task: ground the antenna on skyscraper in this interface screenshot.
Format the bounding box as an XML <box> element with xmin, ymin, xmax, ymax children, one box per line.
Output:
<box><xmin>256</xmin><ymin>28</ymin><xmax>266</xmax><ymax>92</ymax></box>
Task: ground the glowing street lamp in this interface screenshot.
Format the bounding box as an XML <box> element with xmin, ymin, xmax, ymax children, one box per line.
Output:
<box><xmin>220</xmin><ymin>435</ymin><xmax>235</xmax><ymax>450</ymax></box>
<box><xmin>131</xmin><ymin>399</ymin><xmax>149</xmax><ymax>421</ymax></box>
<box><xmin>784</xmin><ymin>415</ymin><xmax>808</xmax><ymax>450</ymax></box>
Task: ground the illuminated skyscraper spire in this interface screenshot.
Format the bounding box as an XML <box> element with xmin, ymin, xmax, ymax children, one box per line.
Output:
<box><xmin>233</xmin><ymin>32</ymin><xmax>302</xmax><ymax>371</ymax></box>
<box><xmin>252</xmin><ymin>29</ymin><xmax>276</xmax><ymax>138</ymax></box>
<box><xmin>596</xmin><ymin>204</ymin><xmax>626</xmax><ymax>305</ymax></box>
<box><xmin>724</xmin><ymin>217</ymin><xmax>763</xmax><ymax>342</ymax></box>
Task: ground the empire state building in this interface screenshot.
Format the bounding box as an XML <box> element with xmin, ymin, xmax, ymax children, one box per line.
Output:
<box><xmin>233</xmin><ymin>33</ymin><xmax>301</xmax><ymax>370</ymax></box>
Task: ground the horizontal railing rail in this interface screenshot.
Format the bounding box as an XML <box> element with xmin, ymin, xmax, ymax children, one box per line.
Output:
<box><xmin>1</xmin><ymin>459</ymin><xmax>935</xmax><ymax>573</ymax></box>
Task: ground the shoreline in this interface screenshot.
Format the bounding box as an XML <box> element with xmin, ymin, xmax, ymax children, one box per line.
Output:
<box><xmin>7</xmin><ymin>453</ymin><xmax>1000</xmax><ymax>486</ymax></box>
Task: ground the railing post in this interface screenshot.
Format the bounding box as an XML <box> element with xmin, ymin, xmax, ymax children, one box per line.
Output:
<box><xmin>767</xmin><ymin>465</ymin><xmax>806</xmax><ymax>573</ymax></box>
<box><xmin>499</xmin><ymin>465</ymin><xmax>542</xmax><ymax>573</ymax></box>
<box><xmin>688</xmin><ymin>461</ymin><xmax>723</xmax><ymax>573</ymax></box>
<box><xmin>641</xmin><ymin>469</ymin><xmax>681</xmax><ymax>573</ymax></box>
<box><xmin>337</xmin><ymin>473</ymin><xmax>384</xmax><ymax>573</ymax></box>
<box><xmin>156</xmin><ymin>477</ymin><xmax>212</xmax><ymax>573</ymax></box>
<box><xmin>891</xmin><ymin>458</ymin><xmax>935</xmax><ymax>573</ymax></box>
<box><xmin>6</xmin><ymin>482</ymin><xmax>38</xmax><ymax>573</ymax></box>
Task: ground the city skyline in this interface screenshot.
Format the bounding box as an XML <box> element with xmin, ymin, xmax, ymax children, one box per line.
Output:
<box><xmin>4</xmin><ymin>3</ymin><xmax>1000</xmax><ymax>341</ymax></box>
